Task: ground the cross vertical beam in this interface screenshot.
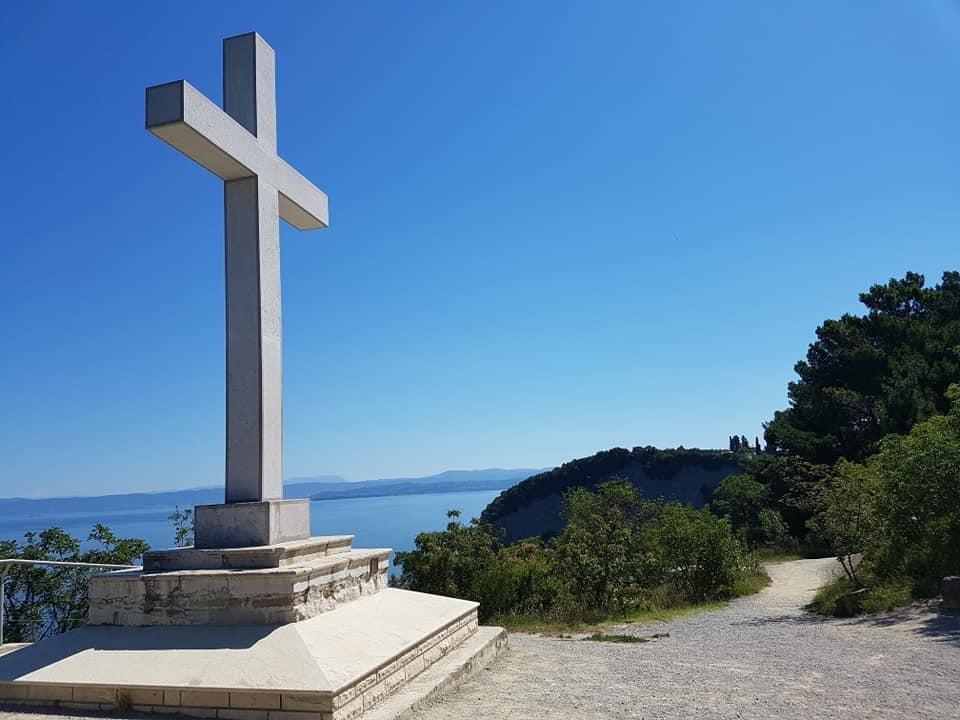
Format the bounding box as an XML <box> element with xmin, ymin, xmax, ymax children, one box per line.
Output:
<box><xmin>222</xmin><ymin>34</ymin><xmax>282</xmax><ymax>503</ymax></box>
<box><xmin>145</xmin><ymin>31</ymin><xmax>328</xmax><ymax>546</ymax></box>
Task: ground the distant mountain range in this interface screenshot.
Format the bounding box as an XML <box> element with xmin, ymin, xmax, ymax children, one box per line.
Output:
<box><xmin>0</xmin><ymin>468</ymin><xmax>544</xmax><ymax>516</ymax></box>
<box><xmin>306</xmin><ymin>469</ymin><xmax>542</xmax><ymax>501</ymax></box>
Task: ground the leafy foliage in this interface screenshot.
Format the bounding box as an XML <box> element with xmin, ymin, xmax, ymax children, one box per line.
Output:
<box><xmin>765</xmin><ymin>272</ymin><xmax>960</xmax><ymax>464</ymax></box>
<box><xmin>0</xmin><ymin>525</ymin><xmax>148</xmax><ymax>642</ymax></box>
<box><xmin>653</xmin><ymin>503</ymin><xmax>747</xmax><ymax>601</ymax></box>
<box><xmin>396</xmin><ymin>481</ymin><xmax>762</xmax><ymax>624</ymax></box>
<box><xmin>168</xmin><ymin>506</ymin><xmax>195</xmax><ymax>548</ymax></box>
<box><xmin>709</xmin><ymin>472</ymin><xmax>796</xmax><ymax>550</ymax></box>
<box><xmin>707</xmin><ymin>272</ymin><xmax>960</xmax><ymax>578</ymax></box>
<box><xmin>806</xmin><ymin>385</ymin><xmax>960</xmax><ymax>614</ymax></box>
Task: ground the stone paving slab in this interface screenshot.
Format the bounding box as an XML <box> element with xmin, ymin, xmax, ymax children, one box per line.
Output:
<box><xmin>0</xmin><ymin>589</ymin><xmax>501</xmax><ymax>719</ymax></box>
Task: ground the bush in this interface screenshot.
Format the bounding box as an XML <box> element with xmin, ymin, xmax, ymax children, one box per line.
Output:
<box><xmin>552</xmin><ymin>481</ymin><xmax>658</xmax><ymax>614</ymax></box>
<box><xmin>395</xmin><ymin>480</ymin><xmax>760</xmax><ymax>625</ymax></box>
<box><xmin>391</xmin><ymin>510</ymin><xmax>500</xmax><ymax>604</ymax></box>
<box><xmin>809</xmin><ymin>384</ymin><xmax>960</xmax><ymax>612</ymax></box>
<box><xmin>709</xmin><ymin>463</ymin><xmax>817</xmax><ymax>551</ymax></box>
<box><xmin>808</xmin><ymin>566</ymin><xmax>913</xmax><ymax>616</ymax></box>
<box><xmin>654</xmin><ymin>504</ymin><xmax>746</xmax><ymax>601</ymax></box>
<box><xmin>710</xmin><ymin>474</ymin><xmax>770</xmax><ymax>532</ymax></box>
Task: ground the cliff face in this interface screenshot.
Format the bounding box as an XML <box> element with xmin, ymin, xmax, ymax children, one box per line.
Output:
<box><xmin>481</xmin><ymin>447</ymin><xmax>743</xmax><ymax>543</ymax></box>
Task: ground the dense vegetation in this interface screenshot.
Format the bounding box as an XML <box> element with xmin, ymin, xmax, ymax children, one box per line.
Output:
<box><xmin>765</xmin><ymin>271</ymin><xmax>960</xmax><ymax>464</ymax></box>
<box><xmin>0</xmin><ymin>525</ymin><xmax>148</xmax><ymax>642</ymax></box>
<box><xmin>395</xmin><ymin>480</ymin><xmax>766</xmax><ymax>626</ymax></box>
<box><xmin>481</xmin><ymin>447</ymin><xmax>739</xmax><ymax>529</ymax></box>
<box><xmin>715</xmin><ymin>272</ymin><xmax>960</xmax><ymax>614</ymax></box>
<box><xmin>807</xmin><ymin>389</ymin><xmax>960</xmax><ymax>614</ymax></box>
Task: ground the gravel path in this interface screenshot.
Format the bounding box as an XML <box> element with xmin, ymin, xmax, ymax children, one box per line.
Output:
<box><xmin>411</xmin><ymin>558</ymin><xmax>960</xmax><ymax>720</ymax></box>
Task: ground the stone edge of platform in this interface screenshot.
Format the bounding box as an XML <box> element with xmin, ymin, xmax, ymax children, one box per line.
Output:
<box><xmin>0</xmin><ymin>624</ymin><xmax>506</xmax><ymax>720</ymax></box>
<box><xmin>361</xmin><ymin>625</ymin><xmax>508</xmax><ymax>720</ymax></box>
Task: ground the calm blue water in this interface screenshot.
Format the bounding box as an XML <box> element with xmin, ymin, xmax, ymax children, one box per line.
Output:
<box><xmin>0</xmin><ymin>490</ymin><xmax>502</xmax><ymax>573</ymax></box>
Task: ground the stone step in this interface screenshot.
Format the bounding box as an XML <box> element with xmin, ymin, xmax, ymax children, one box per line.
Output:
<box><xmin>143</xmin><ymin>535</ymin><xmax>355</xmax><ymax>572</ymax></box>
<box><xmin>0</xmin><ymin>589</ymin><xmax>506</xmax><ymax>720</ymax></box>
<box><xmin>363</xmin><ymin>625</ymin><xmax>508</xmax><ymax>720</ymax></box>
<box><xmin>90</xmin><ymin>547</ymin><xmax>390</xmax><ymax>626</ymax></box>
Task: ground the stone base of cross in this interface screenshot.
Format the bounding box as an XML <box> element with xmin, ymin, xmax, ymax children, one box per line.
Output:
<box><xmin>193</xmin><ymin>497</ymin><xmax>309</xmax><ymax>548</ymax></box>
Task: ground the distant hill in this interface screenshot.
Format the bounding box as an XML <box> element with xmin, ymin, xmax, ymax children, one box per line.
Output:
<box><xmin>284</xmin><ymin>474</ymin><xmax>348</xmax><ymax>486</ymax></box>
<box><xmin>0</xmin><ymin>469</ymin><xmax>542</xmax><ymax>517</ymax></box>
<box><xmin>307</xmin><ymin>469</ymin><xmax>543</xmax><ymax>501</ymax></box>
<box><xmin>481</xmin><ymin>447</ymin><xmax>743</xmax><ymax>543</ymax></box>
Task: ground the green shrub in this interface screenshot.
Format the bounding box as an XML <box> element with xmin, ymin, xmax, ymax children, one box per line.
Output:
<box><xmin>860</xmin><ymin>578</ymin><xmax>913</xmax><ymax>614</ymax></box>
<box><xmin>395</xmin><ymin>480</ymin><xmax>759</xmax><ymax>625</ymax></box>
<box><xmin>808</xmin><ymin>572</ymin><xmax>857</xmax><ymax>616</ymax></box>
<box><xmin>654</xmin><ymin>504</ymin><xmax>746</xmax><ymax>601</ymax></box>
<box><xmin>809</xmin><ymin>385</ymin><xmax>960</xmax><ymax>610</ymax></box>
<box><xmin>809</xmin><ymin>565</ymin><xmax>913</xmax><ymax>616</ymax></box>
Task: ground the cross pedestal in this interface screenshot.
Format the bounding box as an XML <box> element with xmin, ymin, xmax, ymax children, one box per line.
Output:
<box><xmin>0</xmin><ymin>32</ymin><xmax>506</xmax><ymax>720</ymax></box>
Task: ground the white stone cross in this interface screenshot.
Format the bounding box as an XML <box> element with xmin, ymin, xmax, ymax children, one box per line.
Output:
<box><xmin>146</xmin><ymin>33</ymin><xmax>328</xmax><ymax>507</ymax></box>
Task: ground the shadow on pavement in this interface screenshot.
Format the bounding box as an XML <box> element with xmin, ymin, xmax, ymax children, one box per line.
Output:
<box><xmin>850</xmin><ymin>606</ymin><xmax>960</xmax><ymax>647</ymax></box>
<box><xmin>729</xmin><ymin>601</ymin><xmax>960</xmax><ymax>647</ymax></box>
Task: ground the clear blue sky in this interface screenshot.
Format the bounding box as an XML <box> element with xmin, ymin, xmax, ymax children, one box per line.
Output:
<box><xmin>3</xmin><ymin>1</ymin><xmax>959</xmax><ymax>497</ymax></box>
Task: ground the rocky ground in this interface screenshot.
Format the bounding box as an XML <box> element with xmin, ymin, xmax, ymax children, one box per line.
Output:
<box><xmin>411</xmin><ymin>558</ymin><xmax>960</xmax><ymax>720</ymax></box>
<box><xmin>1</xmin><ymin>558</ymin><xmax>958</xmax><ymax>720</ymax></box>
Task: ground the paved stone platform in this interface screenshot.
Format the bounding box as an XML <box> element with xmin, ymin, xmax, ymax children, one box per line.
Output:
<box><xmin>0</xmin><ymin>589</ymin><xmax>506</xmax><ymax>720</ymax></box>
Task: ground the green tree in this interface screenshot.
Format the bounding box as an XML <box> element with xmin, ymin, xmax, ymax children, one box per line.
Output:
<box><xmin>765</xmin><ymin>272</ymin><xmax>960</xmax><ymax>464</ymax></box>
<box><xmin>169</xmin><ymin>506</ymin><xmax>194</xmax><ymax>548</ymax></box>
<box><xmin>393</xmin><ymin>511</ymin><xmax>501</xmax><ymax>606</ymax></box>
<box><xmin>710</xmin><ymin>474</ymin><xmax>793</xmax><ymax>549</ymax></box>
<box><xmin>397</xmin><ymin>481</ymin><xmax>762</xmax><ymax>624</ymax></box>
<box><xmin>553</xmin><ymin>480</ymin><xmax>656</xmax><ymax>613</ymax></box>
<box><xmin>653</xmin><ymin>504</ymin><xmax>746</xmax><ymax>601</ymax></box>
<box><xmin>814</xmin><ymin>385</ymin><xmax>960</xmax><ymax>601</ymax></box>
<box><xmin>0</xmin><ymin>526</ymin><xmax>148</xmax><ymax>642</ymax></box>
<box><xmin>711</xmin><ymin>474</ymin><xmax>770</xmax><ymax>532</ymax></box>
<box><xmin>810</xmin><ymin>460</ymin><xmax>880</xmax><ymax>586</ymax></box>
<box><xmin>864</xmin><ymin>386</ymin><xmax>960</xmax><ymax>594</ymax></box>
<box><xmin>741</xmin><ymin>453</ymin><xmax>836</xmax><ymax>542</ymax></box>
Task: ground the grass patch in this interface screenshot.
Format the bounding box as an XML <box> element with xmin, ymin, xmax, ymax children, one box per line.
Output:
<box><xmin>860</xmin><ymin>579</ymin><xmax>912</xmax><ymax>614</ymax></box>
<box><xmin>808</xmin><ymin>574</ymin><xmax>855</xmax><ymax>616</ymax></box>
<box><xmin>492</xmin><ymin>600</ymin><xmax>726</xmax><ymax>635</ymax></box>
<box><xmin>808</xmin><ymin>569</ymin><xmax>913</xmax><ymax>617</ymax></box>
<box><xmin>582</xmin><ymin>633</ymin><xmax>649</xmax><ymax>644</ymax></box>
<box><xmin>750</xmin><ymin>548</ymin><xmax>802</xmax><ymax>564</ymax></box>
<box><xmin>733</xmin><ymin>566</ymin><xmax>772</xmax><ymax>596</ymax></box>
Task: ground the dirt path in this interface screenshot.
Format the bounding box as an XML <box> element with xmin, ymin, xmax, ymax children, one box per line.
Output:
<box><xmin>411</xmin><ymin>558</ymin><xmax>960</xmax><ymax>720</ymax></box>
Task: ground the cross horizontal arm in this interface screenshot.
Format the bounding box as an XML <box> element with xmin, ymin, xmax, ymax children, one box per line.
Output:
<box><xmin>145</xmin><ymin>81</ymin><xmax>328</xmax><ymax>230</ymax></box>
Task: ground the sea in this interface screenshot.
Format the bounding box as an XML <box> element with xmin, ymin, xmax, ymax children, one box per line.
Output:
<box><xmin>0</xmin><ymin>489</ymin><xmax>503</xmax><ymax>574</ymax></box>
